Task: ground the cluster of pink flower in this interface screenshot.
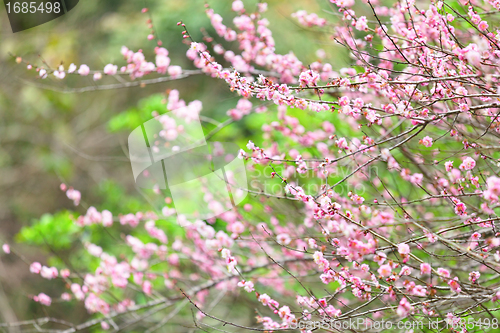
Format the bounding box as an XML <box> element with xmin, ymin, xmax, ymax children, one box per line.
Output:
<box><xmin>291</xmin><ymin>10</ymin><xmax>327</xmax><ymax>28</ymax></box>
<box><xmin>10</xmin><ymin>0</ymin><xmax>500</xmax><ymax>330</ymax></box>
<box><xmin>61</xmin><ymin>183</ymin><xmax>80</xmax><ymax>205</ymax></box>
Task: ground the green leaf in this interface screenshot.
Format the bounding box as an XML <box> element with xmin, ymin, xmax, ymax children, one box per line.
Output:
<box><xmin>107</xmin><ymin>94</ymin><xmax>166</xmax><ymax>132</ymax></box>
<box><xmin>16</xmin><ymin>211</ymin><xmax>79</xmax><ymax>250</ymax></box>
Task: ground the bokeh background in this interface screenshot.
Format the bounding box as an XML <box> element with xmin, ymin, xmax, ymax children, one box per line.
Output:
<box><xmin>0</xmin><ymin>0</ymin><xmax>349</xmax><ymax>328</ymax></box>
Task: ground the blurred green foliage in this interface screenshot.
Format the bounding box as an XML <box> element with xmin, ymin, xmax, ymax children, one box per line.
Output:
<box><xmin>17</xmin><ymin>211</ymin><xmax>78</xmax><ymax>249</ymax></box>
<box><xmin>107</xmin><ymin>94</ymin><xmax>165</xmax><ymax>133</ymax></box>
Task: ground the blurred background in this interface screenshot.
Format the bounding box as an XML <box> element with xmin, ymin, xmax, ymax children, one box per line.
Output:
<box><xmin>0</xmin><ymin>0</ymin><xmax>347</xmax><ymax>327</ymax></box>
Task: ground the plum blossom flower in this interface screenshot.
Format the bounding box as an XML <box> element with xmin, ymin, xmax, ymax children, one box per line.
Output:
<box><xmin>400</xmin><ymin>266</ymin><xmax>412</xmax><ymax>276</ymax></box>
<box><xmin>397</xmin><ymin>243</ymin><xmax>410</xmax><ymax>255</ymax></box>
<box><xmin>66</xmin><ymin>188</ymin><xmax>81</xmax><ymax>205</ymax></box>
<box><xmin>424</xmin><ymin>230</ymin><xmax>437</xmax><ymax>243</ymax></box>
<box><xmin>101</xmin><ymin>210</ymin><xmax>113</xmax><ymax>227</ymax></box>
<box><xmin>437</xmin><ymin>267</ymin><xmax>450</xmax><ymax>278</ymax></box>
<box><xmin>448</xmin><ymin>277</ymin><xmax>461</xmax><ymax>293</ymax></box>
<box><xmin>142</xmin><ymin>281</ymin><xmax>152</xmax><ymax>295</ymax></box>
<box><xmin>85</xmin><ymin>293</ymin><xmax>110</xmax><ymax>314</ymax></box>
<box><xmin>324</xmin><ymin>304</ymin><xmax>341</xmax><ymax>317</ymax></box>
<box><xmin>478</xmin><ymin>21</ymin><xmax>489</xmax><ymax>31</ymax></box>
<box><xmin>470</xmin><ymin>232</ymin><xmax>481</xmax><ymax>241</ymax></box>
<box><xmin>60</xmin><ymin>269</ymin><xmax>70</xmax><ymax>278</ymax></box>
<box><xmin>445</xmin><ymin>161</ymin><xmax>453</xmax><ymax>172</ymax></box>
<box><xmin>87</xmin><ymin>243</ymin><xmax>103</xmax><ymax>257</ymax></box>
<box><xmin>168</xmin><ymin>65</ymin><xmax>182</xmax><ymax>77</ymax></box>
<box><xmin>459</xmin><ymin>157</ymin><xmax>475</xmax><ymax>170</ymax></box>
<box><xmin>469</xmin><ymin>271</ymin><xmax>480</xmax><ymax>283</ymax></box>
<box><xmin>338</xmin><ymin>96</ymin><xmax>350</xmax><ymax>106</ymax></box>
<box><xmin>237</xmin><ymin>280</ymin><xmax>255</xmax><ymax>292</ymax></box>
<box><xmin>332</xmin><ymin>0</ymin><xmax>355</xmax><ymax>7</ymax></box>
<box><xmin>420</xmin><ymin>263</ymin><xmax>431</xmax><ymax>275</ymax></box>
<box><xmin>313</xmin><ymin>251</ymin><xmax>330</xmax><ymax>270</ymax></box>
<box><xmin>155</xmin><ymin>54</ymin><xmax>170</xmax><ymax>73</ymax></box>
<box><xmin>232</xmin><ymin>0</ymin><xmax>244</xmax><ymax>12</ymax></box>
<box><xmin>71</xmin><ymin>283</ymin><xmax>85</xmax><ymax>300</ymax></box>
<box><xmin>145</xmin><ymin>220</ymin><xmax>168</xmax><ymax>243</ymax></box>
<box><xmin>53</xmin><ymin>70</ymin><xmax>66</xmax><ymax>79</ymax></box>
<box><xmin>30</xmin><ymin>262</ymin><xmax>42</xmax><ymax>274</ymax></box>
<box><xmin>465</xmin><ymin>45</ymin><xmax>481</xmax><ymax>66</ymax></box>
<box><xmin>420</xmin><ymin>136</ymin><xmax>433</xmax><ymax>147</ymax></box>
<box><xmin>456</xmin><ymin>86</ymin><xmax>468</xmax><ymax>96</ymax></box>
<box><xmin>103</xmin><ymin>64</ymin><xmax>118</xmax><ymax>75</ymax></box>
<box><xmin>454</xmin><ymin>201</ymin><xmax>467</xmax><ymax>216</ymax></box>
<box><xmin>34</xmin><ymin>293</ymin><xmax>52</xmax><ymax>306</ymax></box>
<box><xmin>381</xmin><ymin>148</ymin><xmax>391</xmax><ymax>161</ymax></box>
<box><xmin>336</xmin><ymin>137</ymin><xmax>348</xmax><ymax>149</ymax></box>
<box><xmin>378</xmin><ymin>264</ymin><xmax>392</xmax><ymax>277</ymax></box>
<box><xmin>299</xmin><ymin>70</ymin><xmax>320</xmax><ymax>87</ymax></box>
<box><xmin>410</xmin><ymin>173</ymin><xmax>423</xmax><ymax>185</ymax></box>
<box><xmin>120</xmin><ymin>214</ymin><xmax>140</xmax><ymax>227</ymax></box>
<box><xmin>374</xmin><ymin>252</ymin><xmax>387</xmax><ymax>264</ymax></box>
<box><xmin>355</xmin><ymin>16</ymin><xmax>368</xmax><ymax>31</ymax></box>
<box><xmin>277</xmin><ymin>233</ymin><xmax>291</xmax><ymax>246</ymax></box>
<box><xmin>78</xmin><ymin>64</ymin><xmax>90</xmax><ymax>76</ymax></box>
<box><xmin>258</xmin><ymin>293</ymin><xmax>271</xmax><ymax>305</ymax></box>
<box><xmin>396</xmin><ymin>298</ymin><xmax>413</xmax><ymax>317</ymax></box>
<box><xmin>257</xmin><ymin>2</ymin><xmax>267</xmax><ymax>12</ymax></box>
<box><xmin>292</xmin><ymin>10</ymin><xmax>327</xmax><ymax>27</ymax></box>
<box><xmin>220</xmin><ymin>248</ymin><xmax>231</xmax><ymax>259</ymax></box>
<box><xmin>278</xmin><ymin>305</ymin><xmax>291</xmax><ymax>319</ymax></box>
<box><xmin>484</xmin><ymin>176</ymin><xmax>500</xmax><ymax>202</ymax></box>
<box><xmin>38</xmin><ymin>69</ymin><xmax>47</xmax><ymax>78</ymax></box>
<box><xmin>40</xmin><ymin>266</ymin><xmax>58</xmax><ymax>280</ymax></box>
